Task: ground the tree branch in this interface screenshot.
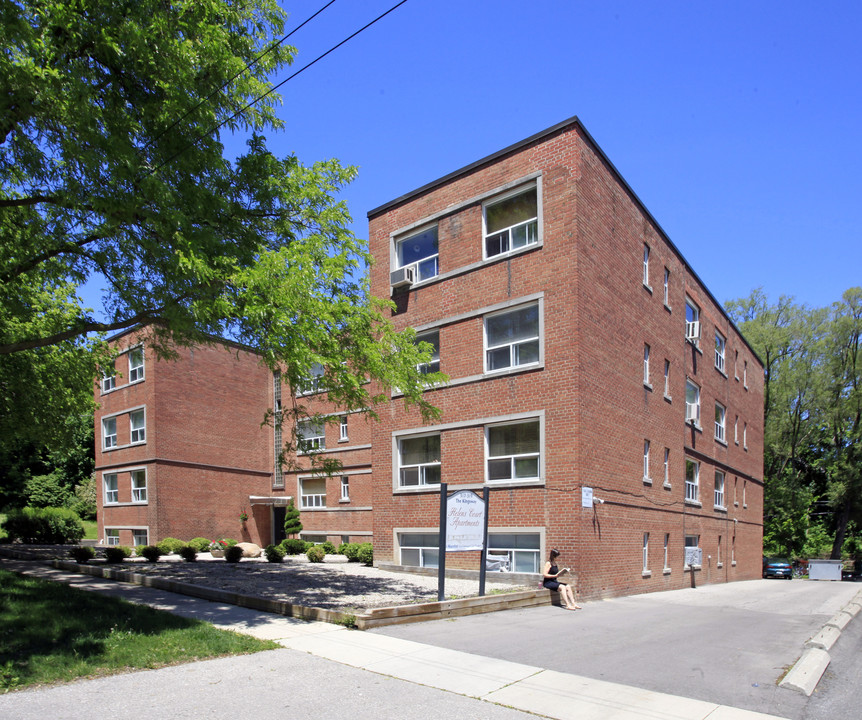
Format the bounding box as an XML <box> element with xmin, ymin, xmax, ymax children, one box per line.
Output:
<box><xmin>0</xmin><ymin>195</ymin><xmax>60</xmax><ymax>208</ymax></box>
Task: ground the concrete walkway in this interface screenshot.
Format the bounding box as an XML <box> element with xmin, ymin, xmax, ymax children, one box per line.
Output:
<box><xmin>0</xmin><ymin>558</ymin><xmax>791</xmax><ymax>720</ymax></box>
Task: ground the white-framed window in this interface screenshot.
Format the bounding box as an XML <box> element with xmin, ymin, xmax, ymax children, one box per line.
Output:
<box><xmin>743</xmin><ymin>360</ymin><xmax>748</xmax><ymax>389</ymax></box>
<box><xmin>300</xmin><ymin>477</ymin><xmax>327</xmax><ymax>509</ymax></box>
<box><xmin>642</xmin><ymin>532</ymin><xmax>650</xmax><ymax>572</ymax></box>
<box><xmin>486</xmin><ymin>420</ymin><xmax>540</xmax><ymax>482</ymax></box>
<box><xmin>485</xmin><ymin>303</ymin><xmax>540</xmax><ymax>372</ymax></box>
<box><xmin>664</xmin><ymin>359</ymin><xmax>671</xmax><ymax>398</ymax></box>
<box><xmin>416</xmin><ymin>330</ymin><xmax>440</xmax><ymax>375</ymax></box>
<box><xmin>643</xmin><ymin>344</ymin><xmax>651</xmax><ymax>386</ymax></box>
<box><xmin>397</xmin><ymin>225</ymin><xmax>439</xmax><ymax>282</ymax></box>
<box><xmin>714</xmin><ymin>470</ymin><xmax>725</xmax><ymax>509</ymax></box>
<box><xmin>128</xmin><ymin>347</ymin><xmax>144</xmax><ymax>383</ymax></box>
<box><xmin>130</xmin><ymin>410</ymin><xmax>146</xmax><ymax>444</ymax></box>
<box><xmin>484</xmin><ymin>185</ymin><xmax>538</xmax><ymax>259</ymax></box>
<box><xmin>131</xmin><ymin>469</ymin><xmax>147</xmax><ymax>503</ymax></box>
<box><xmin>663</xmin><ymin>268</ymin><xmax>670</xmax><ymax>306</ymax></box>
<box><xmin>487</xmin><ymin>532</ymin><xmax>541</xmax><ymax>573</ymax></box>
<box><xmin>685</xmin><ymin>298</ymin><xmax>700</xmax><ymax>343</ymax></box>
<box><xmin>101</xmin><ymin>371</ymin><xmax>116</xmax><ymax>393</ymax></box>
<box><xmin>743</xmin><ymin>480</ymin><xmax>747</xmax><ymax>507</ymax></box>
<box><xmin>643</xmin><ymin>440</ymin><xmax>651</xmax><ymax>482</ymax></box>
<box><xmin>714</xmin><ymin>402</ymin><xmax>726</xmax><ymax>443</ymax></box>
<box><xmin>717</xmin><ymin>536</ymin><xmax>723</xmax><ymax>566</ymax></box>
<box><xmin>663</xmin><ymin>533</ymin><xmax>670</xmax><ymax>571</ymax></box>
<box><xmin>734</xmin><ymin>415</ymin><xmax>739</xmax><ymax>444</ymax></box>
<box><xmin>339</xmin><ymin>415</ymin><xmax>349</xmax><ymax>441</ymax></box>
<box><xmin>715</xmin><ymin>331</ymin><xmax>726</xmax><ymax>373</ymax></box>
<box><xmin>685</xmin><ymin>380</ymin><xmax>700</xmax><ymax>425</ymax></box>
<box><xmin>297</xmin><ymin>419</ymin><xmax>325</xmax><ymax>453</ymax></box>
<box><xmin>685</xmin><ymin>459</ymin><xmax>699</xmax><ymax>503</ymax></box>
<box><xmin>132</xmin><ymin>529</ymin><xmax>148</xmax><ymax>546</ymax></box>
<box><xmin>400</xmin><ymin>532</ymin><xmax>440</xmax><ymax>568</ymax></box>
<box><xmin>105</xmin><ymin>529</ymin><xmax>120</xmax><ymax>546</ymax></box>
<box><xmin>734</xmin><ymin>350</ymin><xmax>739</xmax><ymax>380</ymax></box>
<box><xmin>732</xmin><ymin>535</ymin><xmax>736</xmax><ymax>564</ymax></box>
<box><xmin>340</xmin><ymin>475</ymin><xmax>350</xmax><ymax>501</ymax></box>
<box><xmin>301</xmin><ymin>534</ymin><xmax>327</xmax><ymax>544</ymax></box>
<box><xmin>663</xmin><ymin>448</ymin><xmax>670</xmax><ymax>487</ymax></box>
<box><xmin>298</xmin><ymin>362</ymin><xmax>325</xmax><ymax>395</ymax></box>
<box><xmin>104</xmin><ymin>473</ymin><xmax>118</xmax><ymax>504</ymax></box>
<box><xmin>102</xmin><ymin>417</ymin><xmax>117</xmax><ymax>449</ymax></box>
<box><xmin>643</xmin><ymin>244</ymin><xmax>650</xmax><ymax>287</ymax></box>
<box><xmin>743</xmin><ymin>422</ymin><xmax>748</xmax><ymax>450</ymax></box>
<box><xmin>398</xmin><ymin>433</ymin><xmax>441</xmax><ymax>487</ymax></box>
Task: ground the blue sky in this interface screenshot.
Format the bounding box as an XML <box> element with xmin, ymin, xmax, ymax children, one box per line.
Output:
<box><xmin>241</xmin><ymin>0</ymin><xmax>859</xmax><ymax>311</ymax></box>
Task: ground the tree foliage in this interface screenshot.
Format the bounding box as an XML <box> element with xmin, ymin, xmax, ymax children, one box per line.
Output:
<box><xmin>727</xmin><ymin>287</ymin><xmax>862</xmax><ymax>559</ymax></box>
<box><xmin>283</xmin><ymin>499</ymin><xmax>302</xmax><ymax>538</ymax></box>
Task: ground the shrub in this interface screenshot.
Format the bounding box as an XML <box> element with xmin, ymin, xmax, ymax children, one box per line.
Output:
<box><xmin>134</xmin><ymin>544</ymin><xmax>148</xmax><ymax>557</ymax></box>
<box><xmin>178</xmin><ymin>545</ymin><xmax>197</xmax><ymax>562</ymax></box>
<box><xmin>264</xmin><ymin>544</ymin><xmax>285</xmax><ymax>563</ymax></box>
<box><xmin>283</xmin><ymin>499</ymin><xmax>302</xmax><ymax>537</ymax></box>
<box><xmin>104</xmin><ymin>545</ymin><xmax>132</xmax><ymax>563</ymax></box>
<box><xmin>306</xmin><ymin>544</ymin><xmax>325</xmax><ymax>563</ymax></box>
<box><xmin>69</xmin><ymin>545</ymin><xmax>96</xmax><ymax>563</ymax></box>
<box><xmin>356</xmin><ymin>542</ymin><xmax>373</xmax><ymax>566</ymax></box>
<box><xmin>320</xmin><ymin>540</ymin><xmax>336</xmax><ymax>554</ymax></box>
<box><xmin>25</xmin><ymin>471</ymin><xmax>72</xmax><ymax>508</ymax></box>
<box><xmin>341</xmin><ymin>543</ymin><xmax>361</xmax><ymax>562</ymax></box>
<box><xmin>70</xmin><ymin>475</ymin><xmax>97</xmax><ymax>521</ymax></box>
<box><xmin>156</xmin><ymin>537</ymin><xmax>185</xmax><ymax>555</ymax></box>
<box><xmin>280</xmin><ymin>537</ymin><xmax>305</xmax><ymax>555</ymax></box>
<box><xmin>140</xmin><ymin>545</ymin><xmax>163</xmax><ymax>562</ymax></box>
<box><xmin>303</xmin><ymin>541</ymin><xmax>315</xmax><ymax>552</ymax></box>
<box><xmin>2</xmin><ymin>506</ymin><xmax>85</xmax><ymax>544</ymax></box>
<box><xmin>224</xmin><ymin>545</ymin><xmax>243</xmax><ymax>563</ymax></box>
<box><xmin>337</xmin><ymin>542</ymin><xmax>349</xmax><ymax>555</ymax></box>
<box><xmin>188</xmin><ymin>537</ymin><xmax>211</xmax><ymax>553</ymax></box>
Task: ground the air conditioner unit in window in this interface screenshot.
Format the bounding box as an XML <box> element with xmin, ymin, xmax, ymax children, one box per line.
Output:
<box><xmin>685</xmin><ymin>320</ymin><xmax>700</xmax><ymax>340</ymax></box>
<box><xmin>685</xmin><ymin>403</ymin><xmax>699</xmax><ymax>422</ymax></box>
<box><xmin>390</xmin><ymin>265</ymin><xmax>415</xmax><ymax>288</ymax></box>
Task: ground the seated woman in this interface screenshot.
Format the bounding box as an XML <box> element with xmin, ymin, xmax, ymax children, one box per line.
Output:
<box><xmin>543</xmin><ymin>548</ymin><xmax>581</xmax><ymax>610</ymax></box>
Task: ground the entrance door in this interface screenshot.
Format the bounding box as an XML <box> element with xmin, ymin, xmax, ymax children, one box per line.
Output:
<box><xmin>272</xmin><ymin>506</ymin><xmax>286</xmax><ymax>545</ymax></box>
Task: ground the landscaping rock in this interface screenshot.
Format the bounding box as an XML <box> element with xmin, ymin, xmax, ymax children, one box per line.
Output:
<box><xmin>236</xmin><ymin>542</ymin><xmax>261</xmax><ymax>558</ymax></box>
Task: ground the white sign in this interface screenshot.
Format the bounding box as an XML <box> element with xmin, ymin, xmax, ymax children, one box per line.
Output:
<box><xmin>445</xmin><ymin>490</ymin><xmax>485</xmax><ymax>551</ymax></box>
<box><xmin>581</xmin><ymin>486</ymin><xmax>593</xmax><ymax>508</ymax></box>
<box><xmin>685</xmin><ymin>547</ymin><xmax>703</xmax><ymax>567</ymax></box>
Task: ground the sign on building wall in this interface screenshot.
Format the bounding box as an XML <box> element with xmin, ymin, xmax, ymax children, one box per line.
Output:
<box><xmin>445</xmin><ymin>490</ymin><xmax>486</xmax><ymax>551</ymax></box>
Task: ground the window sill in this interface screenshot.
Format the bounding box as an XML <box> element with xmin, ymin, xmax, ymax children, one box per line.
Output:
<box><xmin>716</xmin><ymin>367</ymin><xmax>728</xmax><ymax>379</ymax></box>
<box><xmin>664</xmin><ymin>303</ymin><xmax>672</xmax><ymax>314</ymax></box>
<box><xmin>743</xmin><ymin>504</ymin><xmax>748</xmax><ymax>509</ymax></box>
<box><xmin>685</xmin><ymin>499</ymin><xmax>702</xmax><ymax>507</ymax></box>
<box><xmin>664</xmin><ymin>394</ymin><xmax>672</xmax><ymax>403</ymax></box>
<box><xmin>686</xmin><ymin>338</ymin><xmax>702</xmax><ymax>353</ymax></box>
<box><xmin>685</xmin><ymin>564</ymin><xmax>702</xmax><ymax>572</ymax></box>
<box><xmin>300</xmin><ymin>506</ymin><xmax>327</xmax><ymax>512</ymax></box>
<box><xmin>663</xmin><ymin>567</ymin><xmax>672</xmax><ymax>575</ymax></box>
<box><xmin>734</xmin><ymin>501</ymin><xmax>739</xmax><ymax>507</ymax></box>
<box><xmin>644</xmin><ymin>382</ymin><xmax>653</xmax><ymax>392</ymax></box>
<box><xmin>643</xmin><ymin>283</ymin><xmax>653</xmax><ymax>294</ymax></box>
<box><xmin>338</xmin><ymin>498</ymin><xmax>351</xmax><ymax>504</ymax></box>
<box><xmin>687</xmin><ymin>421</ymin><xmax>703</xmax><ymax>433</ymax></box>
<box><xmin>714</xmin><ymin>505</ymin><xmax>727</xmax><ymax>513</ymax></box>
<box><xmin>643</xmin><ymin>477</ymin><xmax>653</xmax><ymax>486</ymax></box>
<box><xmin>717</xmin><ymin>562</ymin><xmax>723</xmax><ymax>569</ymax></box>
<box><xmin>663</xmin><ymin>482</ymin><xmax>672</xmax><ymax>490</ymax></box>
<box><xmin>732</xmin><ymin>560</ymin><xmax>737</xmax><ymax>567</ymax></box>
<box><xmin>484</xmin><ymin>361</ymin><xmax>542</xmax><ymax>378</ymax></box>
<box><xmin>715</xmin><ymin>437</ymin><xmax>728</xmax><ymax>447</ymax></box>
<box><xmin>642</xmin><ymin>570</ymin><xmax>652</xmax><ymax>578</ymax></box>
<box><xmin>102</xmin><ymin>501</ymin><xmax>148</xmax><ymax>508</ymax></box>
<box><xmin>338</xmin><ymin>438</ymin><xmax>349</xmax><ymax>443</ymax></box>
<box><xmin>395</xmin><ymin>485</ymin><xmax>441</xmax><ymax>495</ymax></box>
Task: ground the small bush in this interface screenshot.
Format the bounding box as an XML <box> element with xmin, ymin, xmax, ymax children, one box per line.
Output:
<box><xmin>178</xmin><ymin>545</ymin><xmax>197</xmax><ymax>562</ymax></box>
<box><xmin>280</xmin><ymin>537</ymin><xmax>305</xmax><ymax>555</ymax></box>
<box><xmin>187</xmin><ymin>537</ymin><xmax>211</xmax><ymax>553</ymax></box>
<box><xmin>156</xmin><ymin>537</ymin><xmax>185</xmax><ymax>555</ymax></box>
<box><xmin>264</xmin><ymin>544</ymin><xmax>285</xmax><ymax>563</ymax></box>
<box><xmin>356</xmin><ymin>542</ymin><xmax>373</xmax><ymax>566</ymax></box>
<box><xmin>224</xmin><ymin>544</ymin><xmax>243</xmax><ymax>563</ymax></box>
<box><xmin>321</xmin><ymin>540</ymin><xmax>336</xmax><ymax>554</ymax></box>
<box><xmin>69</xmin><ymin>545</ymin><xmax>95</xmax><ymax>563</ymax></box>
<box><xmin>306</xmin><ymin>544</ymin><xmax>325</xmax><ymax>563</ymax></box>
<box><xmin>3</xmin><ymin>507</ymin><xmax>85</xmax><ymax>544</ymax></box>
<box><xmin>337</xmin><ymin>542</ymin><xmax>349</xmax><ymax>555</ymax></box>
<box><xmin>303</xmin><ymin>541</ymin><xmax>315</xmax><ymax>552</ymax></box>
<box><xmin>140</xmin><ymin>545</ymin><xmax>163</xmax><ymax>562</ymax></box>
<box><xmin>342</xmin><ymin>543</ymin><xmax>361</xmax><ymax>562</ymax></box>
<box><xmin>134</xmin><ymin>544</ymin><xmax>148</xmax><ymax>557</ymax></box>
<box><xmin>104</xmin><ymin>545</ymin><xmax>132</xmax><ymax>563</ymax></box>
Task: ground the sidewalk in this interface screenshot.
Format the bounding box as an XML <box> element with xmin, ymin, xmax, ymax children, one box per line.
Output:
<box><xmin>0</xmin><ymin>559</ymin><xmax>788</xmax><ymax>720</ymax></box>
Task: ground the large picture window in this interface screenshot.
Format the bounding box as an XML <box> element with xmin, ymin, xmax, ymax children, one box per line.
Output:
<box><xmin>484</xmin><ymin>187</ymin><xmax>538</xmax><ymax>258</ymax></box>
<box><xmin>396</xmin><ymin>226</ymin><xmax>438</xmax><ymax>282</ymax></box>
<box><xmin>487</xmin><ymin>533</ymin><xmax>541</xmax><ymax>573</ymax></box>
<box><xmin>485</xmin><ymin>303</ymin><xmax>540</xmax><ymax>372</ymax></box>
<box><xmin>399</xmin><ymin>532</ymin><xmax>440</xmax><ymax>568</ymax></box>
<box><xmin>486</xmin><ymin>421</ymin><xmax>540</xmax><ymax>482</ymax></box>
<box><xmin>300</xmin><ymin>477</ymin><xmax>326</xmax><ymax>508</ymax></box>
<box><xmin>398</xmin><ymin>434</ymin><xmax>441</xmax><ymax>487</ymax></box>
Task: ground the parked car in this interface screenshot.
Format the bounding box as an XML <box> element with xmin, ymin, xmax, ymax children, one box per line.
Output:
<box><xmin>763</xmin><ymin>557</ymin><xmax>793</xmax><ymax>579</ymax></box>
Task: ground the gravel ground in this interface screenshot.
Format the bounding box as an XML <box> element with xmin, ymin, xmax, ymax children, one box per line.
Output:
<box><xmin>1</xmin><ymin>546</ymin><xmax>530</xmax><ymax>613</ymax></box>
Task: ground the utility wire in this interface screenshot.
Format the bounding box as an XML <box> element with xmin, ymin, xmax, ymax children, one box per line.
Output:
<box><xmin>143</xmin><ymin>0</ymin><xmax>339</xmax><ymax>154</ymax></box>
<box><xmin>147</xmin><ymin>0</ymin><xmax>411</xmax><ymax>178</ymax></box>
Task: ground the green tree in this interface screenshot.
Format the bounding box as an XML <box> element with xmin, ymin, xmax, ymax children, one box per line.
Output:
<box><xmin>2</xmin><ymin>1</ymin><xmax>443</xmax><ymax>491</ymax></box>
<box><xmin>283</xmin><ymin>500</ymin><xmax>302</xmax><ymax>538</ymax></box>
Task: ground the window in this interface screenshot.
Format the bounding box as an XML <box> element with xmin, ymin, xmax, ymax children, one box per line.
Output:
<box><xmin>103</xmin><ymin>417</ymin><xmax>117</xmax><ymax>449</ymax></box>
<box><xmin>714</xmin><ymin>402</ymin><xmax>726</xmax><ymax>443</ymax></box>
<box><xmin>130</xmin><ymin>410</ymin><xmax>145</xmax><ymax>444</ymax></box>
<box><xmin>104</xmin><ymin>473</ymin><xmax>118</xmax><ymax>504</ymax></box>
<box><xmin>643</xmin><ymin>532</ymin><xmax>650</xmax><ymax>572</ymax></box>
<box><xmin>643</xmin><ymin>440</ymin><xmax>651</xmax><ymax>482</ymax></box>
<box><xmin>663</xmin><ymin>359</ymin><xmax>671</xmax><ymax>398</ymax></box>
<box><xmin>339</xmin><ymin>415</ymin><xmax>349</xmax><ymax>441</ymax></box>
<box><xmin>397</xmin><ymin>226</ymin><xmax>438</xmax><ymax>281</ymax></box>
<box><xmin>734</xmin><ymin>415</ymin><xmax>739</xmax><ymax>444</ymax></box>
<box><xmin>685</xmin><ymin>459</ymin><xmax>699</xmax><ymax>503</ymax></box>
<box><xmin>101</xmin><ymin>371</ymin><xmax>116</xmax><ymax>393</ymax></box>
<box><xmin>300</xmin><ymin>477</ymin><xmax>327</xmax><ymax>508</ymax></box>
<box><xmin>715</xmin><ymin>332</ymin><xmax>726</xmax><ymax>373</ymax></box>
<box><xmin>663</xmin><ymin>268</ymin><xmax>670</xmax><ymax>306</ymax></box>
<box><xmin>273</xmin><ymin>372</ymin><xmax>284</xmax><ymax>489</ymax></box>
<box><xmin>643</xmin><ymin>244</ymin><xmax>650</xmax><ymax>287</ymax></box>
<box><xmin>685</xmin><ymin>380</ymin><xmax>700</xmax><ymax>425</ymax></box>
<box><xmin>133</xmin><ymin>529</ymin><xmax>148</xmax><ymax>546</ymax></box>
<box><xmin>298</xmin><ymin>363</ymin><xmax>325</xmax><ymax>395</ymax></box>
<box><xmin>685</xmin><ymin>299</ymin><xmax>700</xmax><ymax>343</ymax></box>
<box><xmin>743</xmin><ymin>480</ymin><xmax>747</xmax><ymax>507</ymax></box>
<box><xmin>743</xmin><ymin>360</ymin><xmax>748</xmax><ymax>388</ymax></box>
<box><xmin>301</xmin><ymin>534</ymin><xmax>327</xmax><ymax>544</ymax></box>
<box><xmin>487</xmin><ymin>533</ymin><xmax>541</xmax><ymax>573</ymax></box>
<box><xmin>400</xmin><ymin>532</ymin><xmax>439</xmax><ymax>568</ymax></box>
<box><xmin>298</xmin><ymin>419</ymin><xmax>325</xmax><ymax>453</ymax></box>
<box><xmin>717</xmin><ymin>536</ymin><xmax>723</xmax><ymax>566</ymax></box>
<box><xmin>484</xmin><ymin>186</ymin><xmax>538</xmax><ymax>258</ymax></box>
<box><xmin>743</xmin><ymin>422</ymin><xmax>748</xmax><ymax>450</ymax></box>
<box><xmin>340</xmin><ymin>476</ymin><xmax>350</xmax><ymax>501</ymax></box>
<box><xmin>734</xmin><ymin>350</ymin><xmax>739</xmax><ymax>380</ymax></box>
<box><xmin>105</xmin><ymin>529</ymin><xmax>120</xmax><ymax>546</ymax></box>
<box><xmin>416</xmin><ymin>330</ymin><xmax>440</xmax><ymax>375</ymax></box>
<box><xmin>131</xmin><ymin>470</ymin><xmax>147</xmax><ymax>503</ymax></box>
<box><xmin>663</xmin><ymin>533</ymin><xmax>670</xmax><ymax>571</ymax></box>
<box><xmin>486</xmin><ymin>421</ymin><xmax>540</xmax><ymax>482</ymax></box>
<box><xmin>643</xmin><ymin>344</ymin><xmax>651</xmax><ymax>386</ymax></box>
<box><xmin>485</xmin><ymin>303</ymin><xmax>540</xmax><ymax>372</ymax></box>
<box><xmin>685</xmin><ymin>535</ymin><xmax>700</xmax><ymax>567</ymax></box>
<box><xmin>732</xmin><ymin>535</ymin><xmax>736</xmax><ymax>565</ymax></box>
<box><xmin>128</xmin><ymin>347</ymin><xmax>144</xmax><ymax>383</ymax></box>
<box><xmin>398</xmin><ymin>434</ymin><xmax>441</xmax><ymax>487</ymax></box>
<box><xmin>663</xmin><ymin>448</ymin><xmax>670</xmax><ymax>487</ymax></box>
<box><xmin>714</xmin><ymin>471</ymin><xmax>725</xmax><ymax>509</ymax></box>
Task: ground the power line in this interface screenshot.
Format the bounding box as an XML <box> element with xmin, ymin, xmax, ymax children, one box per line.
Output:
<box><xmin>147</xmin><ymin>0</ymin><xmax>411</xmax><ymax>178</ymax></box>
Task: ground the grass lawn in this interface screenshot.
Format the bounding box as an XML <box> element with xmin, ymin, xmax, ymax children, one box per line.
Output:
<box><xmin>82</xmin><ymin>519</ymin><xmax>98</xmax><ymax>541</ymax></box>
<box><xmin>0</xmin><ymin>568</ymin><xmax>278</xmax><ymax>692</ymax></box>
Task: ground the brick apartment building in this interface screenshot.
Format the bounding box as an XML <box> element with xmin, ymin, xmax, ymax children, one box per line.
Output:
<box><xmin>95</xmin><ymin>116</ymin><xmax>763</xmax><ymax>600</ymax></box>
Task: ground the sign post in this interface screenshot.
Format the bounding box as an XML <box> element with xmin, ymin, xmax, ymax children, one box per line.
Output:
<box><xmin>437</xmin><ymin>485</ymin><xmax>488</xmax><ymax>601</ymax></box>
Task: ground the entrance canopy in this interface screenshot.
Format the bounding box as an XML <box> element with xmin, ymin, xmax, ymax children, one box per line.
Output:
<box><xmin>248</xmin><ymin>495</ymin><xmax>293</xmax><ymax>506</ymax></box>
